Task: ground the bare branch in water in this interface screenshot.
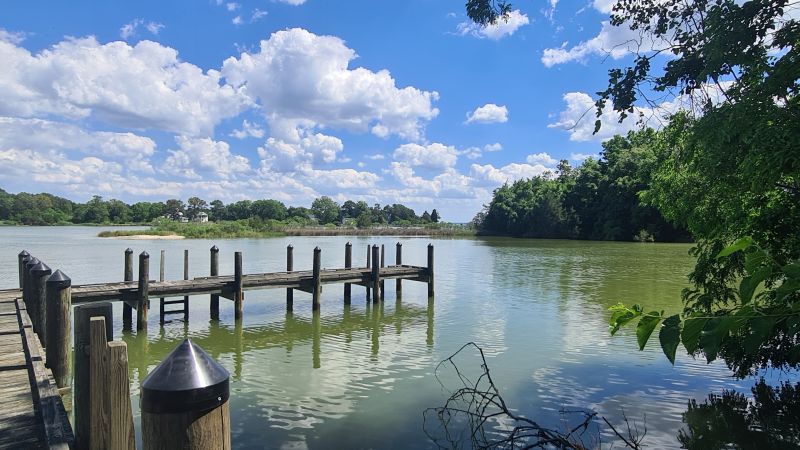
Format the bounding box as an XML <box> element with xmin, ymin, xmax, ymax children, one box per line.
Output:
<box><xmin>423</xmin><ymin>342</ymin><xmax>645</xmax><ymax>449</ymax></box>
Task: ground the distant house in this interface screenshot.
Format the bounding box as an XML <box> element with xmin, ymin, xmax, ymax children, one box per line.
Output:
<box><xmin>195</xmin><ymin>212</ymin><xmax>209</xmax><ymax>223</ymax></box>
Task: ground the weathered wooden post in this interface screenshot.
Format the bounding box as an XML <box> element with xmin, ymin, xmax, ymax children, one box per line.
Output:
<box><xmin>137</xmin><ymin>251</ymin><xmax>150</xmax><ymax>331</ymax></box>
<box><xmin>18</xmin><ymin>249</ymin><xmax>29</xmax><ymax>290</ymax></box>
<box><xmin>371</xmin><ymin>245</ymin><xmax>380</xmax><ymax>303</ymax></box>
<box><xmin>30</xmin><ymin>261</ymin><xmax>52</xmax><ymax>341</ymax></box>
<box><xmin>141</xmin><ymin>339</ymin><xmax>231</xmax><ymax>450</ymax></box>
<box><xmin>74</xmin><ymin>302</ymin><xmax>113</xmax><ymax>450</ymax></box>
<box><xmin>159</xmin><ymin>250</ymin><xmax>166</xmax><ymax>324</ymax></box>
<box><xmin>365</xmin><ymin>245</ymin><xmax>371</xmax><ymax>299</ymax></box>
<box><xmin>46</xmin><ymin>269</ymin><xmax>71</xmax><ymax>388</ymax></box>
<box><xmin>395</xmin><ymin>242</ymin><xmax>402</xmax><ymax>294</ymax></box>
<box><xmin>380</xmin><ymin>244</ymin><xmax>385</xmax><ymax>300</ymax></box>
<box><xmin>23</xmin><ymin>256</ymin><xmax>39</xmax><ymax>314</ymax></box>
<box><xmin>286</xmin><ymin>245</ymin><xmax>293</xmax><ymax>310</ymax></box>
<box><xmin>89</xmin><ymin>316</ymin><xmax>134</xmax><ymax>450</ymax></box>
<box><xmin>312</xmin><ymin>247</ymin><xmax>321</xmax><ymax>310</ymax></box>
<box><xmin>427</xmin><ymin>243</ymin><xmax>435</xmax><ymax>297</ymax></box>
<box><xmin>183</xmin><ymin>249</ymin><xmax>189</xmax><ymax>320</ymax></box>
<box><xmin>123</xmin><ymin>248</ymin><xmax>133</xmax><ymax>327</ymax></box>
<box><xmin>234</xmin><ymin>251</ymin><xmax>243</xmax><ymax>320</ymax></box>
<box><xmin>343</xmin><ymin>242</ymin><xmax>352</xmax><ymax>304</ymax></box>
<box><xmin>210</xmin><ymin>246</ymin><xmax>219</xmax><ymax>320</ymax></box>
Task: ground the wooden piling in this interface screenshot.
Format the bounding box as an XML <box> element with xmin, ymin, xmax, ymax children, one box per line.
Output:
<box><xmin>286</xmin><ymin>245</ymin><xmax>293</xmax><ymax>310</ymax></box>
<box><xmin>45</xmin><ymin>269</ymin><xmax>71</xmax><ymax>389</ymax></box>
<box><xmin>365</xmin><ymin>245</ymin><xmax>371</xmax><ymax>299</ymax></box>
<box><xmin>23</xmin><ymin>256</ymin><xmax>39</xmax><ymax>318</ymax></box>
<box><xmin>210</xmin><ymin>246</ymin><xmax>219</xmax><ymax>320</ymax></box>
<box><xmin>396</xmin><ymin>242</ymin><xmax>402</xmax><ymax>294</ymax></box>
<box><xmin>380</xmin><ymin>244</ymin><xmax>385</xmax><ymax>300</ymax></box>
<box><xmin>343</xmin><ymin>242</ymin><xmax>352</xmax><ymax>304</ymax></box>
<box><xmin>89</xmin><ymin>316</ymin><xmax>134</xmax><ymax>450</ymax></box>
<box><xmin>30</xmin><ymin>261</ymin><xmax>52</xmax><ymax>342</ymax></box>
<box><xmin>159</xmin><ymin>250</ymin><xmax>165</xmax><ymax>324</ymax></box>
<box><xmin>183</xmin><ymin>249</ymin><xmax>189</xmax><ymax>320</ymax></box>
<box><xmin>137</xmin><ymin>252</ymin><xmax>149</xmax><ymax>331</ymax></box>
<box><xmin>427</xmin><ymin>243</ymin><xmax>434</xmax><ymax>297</ymax></box>
<box><xmin>371</xmin><ymin>245</ymin><xmax>380</xmax><ymax>303</ymax></box>
<box><xmin>122</xmin><ymin>248</ymin><xmax>133</xmax><ymax>327</ymax></box>
<box><xmin>18</xmin><ymin>250</ymin><xmax>29</xmax><ymax>290</ymax></box>
<box><xmin>74</xmin><ymin>302</ymin><xmax>113</xmax><ymax>450</ymax></box>
<box><xmin>312</xmin><ymin>247</ymin><xmax>321</xmax><ymax>310</ymax></box>
<box><xmin>234</xmin><ymin>251</ymin><xmax>243</xmax><ymax>320</ymax></box>
<box><xmin>141</xmin><ymin>340</ymin><xmax>231</xmax><ymax>450</ymax></box>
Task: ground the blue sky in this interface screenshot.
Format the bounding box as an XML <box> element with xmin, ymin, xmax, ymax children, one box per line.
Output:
<box><xmin>0</xmin><ymin>0</ymin><xmax>657</xmax><ymax>222</ymax></box>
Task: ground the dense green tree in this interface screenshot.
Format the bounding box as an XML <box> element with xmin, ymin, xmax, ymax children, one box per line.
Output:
<box><xmin>209</xmin><ymin>200</ymin><xmax>226</xmax><ymax>221</ymax></box>
<box><xmin>311</xmin><ymin>196</ymin><xmax>340</xmax><ymax>224</ymax></box>
<box><xmin>186</xmin><ymin>197</ymin><xmax>208</xmax><ymax>220</ymax></box>
<box><xmin>107</xmin><ymin>199</ymin><xmax>131</xmax><ymax>223</ymax></box>
<box><xmin>287</xmin><ymin>206</ymin><xmax>312</xmax><ymax>221</ymax></box>
<box><xmin>227</xmin><ymin>200</ymin><xmax>253</xmax><ymax>220</ymax></box>
<box><xmin>356</xmin><ymin>211</ymin><xmax>372</xmax><ymax>228</ymax></box>
<box><xmin>164</xmin><ymin>199</ymin><xmax>185</xmax><ymax>221</ymax></box>
<box><xmin>421</xmin><ymin>211</ymin><xmax>432</xmax><ymax>222</ymax></box>
<box><xmin>82</xmin><ymin>195</ymin><xmax>109</xmax><ymax>224</ymax></box>
<box><xmin>431</xmin><ymin>209</ymin><xmax>440</xmax><ymax>223</ymax></box>
<box><xmin>251</xmin><ymin>199</ymin><xmax>288</xmax><ymax>221</ymax></box>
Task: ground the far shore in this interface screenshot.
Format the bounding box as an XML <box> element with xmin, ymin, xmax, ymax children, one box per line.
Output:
<box><xmin>109</xmin><ymin>234</ymin><xmax>185</xmax><ymax>240</ymax></box>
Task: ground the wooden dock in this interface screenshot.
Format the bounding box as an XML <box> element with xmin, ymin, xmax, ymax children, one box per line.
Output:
<box><xmin>0</xmin><ymin>289</ymin><xmax>72</xmax><ymax>449</ymax></box>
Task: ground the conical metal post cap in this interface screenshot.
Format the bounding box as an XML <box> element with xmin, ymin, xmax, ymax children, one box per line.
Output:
<box><xmin>26</xmin><ymin>257</ymin><xmax>40</xmax><ymax>271</ymax></box>
<box><xmin>19</xmin><ymin>250</ymin><xmax>30</xmax><ymax>257</ymax></box>
<box><xmin>31</xmin><ymin>261</ymin><xmax>51</xmax><ymax>276</ymax></box>
<box><xmin>141</xmin><ymin>339</ymin><xmax>230</xmax><ymax>414</ymax></box>
<box><xmin>47</xmin><ymin>269</ymin><xmax>71</xmax><ymax>288</ymax></box>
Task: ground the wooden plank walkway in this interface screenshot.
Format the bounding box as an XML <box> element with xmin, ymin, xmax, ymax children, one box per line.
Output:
<box><xmin>0</xmin><ymin>290</ymin><xmax>72</xmax><ymax>449</ymax></box>
<box><xmin>67</xmin><ymin>264</ymin><xmax>428</xmax><ymax>304</ymax></box>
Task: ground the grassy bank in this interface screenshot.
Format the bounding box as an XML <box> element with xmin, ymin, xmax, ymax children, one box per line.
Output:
<box><xmin>97</xmin><ymin>219</ymin><xmax>474</xmax><ymax>239</ymax></box>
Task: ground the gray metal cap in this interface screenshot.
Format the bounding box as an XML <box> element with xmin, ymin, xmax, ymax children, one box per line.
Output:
<box><xmin>26</xmin><ymin>257</ymin><xmax>40</xmax><ymax>271</ymax></box>
<box><xmin>47</xmin><ymin>269</ymin><xmax>71</xmax><ymax>288</ymax></box>
<box><xmin>19</xmin><ymin>250</ymin><xmax>30</xmax><ymax>257</ymax></box>
<box><xmin>140</xmin><ymin>339</ymin><xmax>230</xmax><ymax>414</ymax></box>
<box><xmin>31</xmin><ymin>261</ymin><xmax>52</xmax><ymax>276</ymax></box>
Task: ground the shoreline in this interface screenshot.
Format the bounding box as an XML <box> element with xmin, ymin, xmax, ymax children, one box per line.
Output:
<box><xmin>108</xmin><ymin>234</ymin><xmax>185</xmax><ymax>240</ymax></box>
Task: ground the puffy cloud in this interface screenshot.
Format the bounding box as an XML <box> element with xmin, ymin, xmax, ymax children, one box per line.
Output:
<box><xmin>257</xmin><ymin>131</ymin><xmax>344</xmax><ymax>173</ymax></box>
<box><xmin>460</xmin><ymin>143</ymin><xmax>503</xmax><ymax>160</ymax></box>
<box><xmin>593</xmin><ymin>0</ymin><xmax>616</xmax><ymax>14</ymax></box>
<box><xmin>230</xmin><ymin>120</ymin><xmax>265</xmax><ymax>139</ymax></box>
<box><xmin>484</xmin><ymin>142</ymin><xmax>503</xmax><ymax>152</ymax></box>
<box><xmin>541</xmin><ymin>21</ymin><xmax>649</xmax><ymax>67</ymax></box>
<box><xmin>470</xmin><ymin>162</ymin><xmax>551</xmax><ymax>186</ymax></box>
<box><xmin>548</xmin><ymin>92</ymin><xmax>645</xmax><ymax>141</ymax></box>
<box><xmin>457</xmin><ymin>10</ymin><xmax>530</xmax><ymax>40</ymax></box>
<box><xmin>120</xmin><ymin>19</ymin><xmax>164</xmax><ymax>39</ymax></box>
<box><xmin>0</xmin><ymin>117</ymin><xmax>156</xmax><ymax>172</ymax></box>
<box><xmin>465</xmin><ymin>103</ymin><xmax>508</xmax><ymax>124</ymax></box>
<box><xmin>277</xmin><ymin>0</ymin><xmax>306</xmax><ymax>4</ymax></box>
<box><xmin>365</xmin><ymin>154</ymin><xmax>385</xmax><ymax>160</ymax></box>
<box><xmin>163</xmin><ymin>136</ymin><xmax>251</xmax><ymax>180</ymax></box>
<box><xmin>0</xmin><ymin>28</ymin><xmax>26</xmax><ymax>44</ymax></box>
<box><xmin>393</xmin><ymin>143</ymin><xmax>458</xmax><ymax>169</ymax></box>
<box><xmin>0</xmin><ymin>37</ymin><xmax>250</xmax><ymax>136</ymax></box>
<box><xmin>526</xmin><ymin>152</ymin><xmax>558</xmax><ymax>166</ymax></box>
<box><xmin>222</xmin><ymin>28</ymin><xmax>439</xmax><ymax>141</ymax></box>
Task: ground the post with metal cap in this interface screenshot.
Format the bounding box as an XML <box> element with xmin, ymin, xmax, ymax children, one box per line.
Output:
<box><xmin>183</xmin><ymin>249</ymin><xmax>190</xmax><ymax>320</ymax></box>
<box><xmin>312</xmin><ymin>247</ymin><xmax>321</xmax><ymax>310</ymax></box>
<box><xmin>18</xmin><ymin>250</ymin><xmax>29</xmax><ymax>291</ymax></box>
<box><xmin>234</xmin><ymin>251</ymin><xmax>243</xmax><ymax>320</ymax></box>
<box><xmin>46</xmin><ymin>270</ymin><xmax>71</xmax><ymax>388</ymax></box>
<box><xmin>210</xmin><ymin>246</ymin><xmax>220</xmax><ymax>320</ymax></box>
<box><xmin>286</xmin><ymin>245</ymin><xmax>294</xmax><ymax>310</ymax></box>
<box><xmin>365</xmin><ymin>245</ymin><xmax>371</xmax><ymax>299</ymax></box>
<box><xmin>427</xmin><ymin>243</ymin><xmax>434</xmax><ymax>297</ymax></box>
<box><xmin>141</xmin><ymin>339</ymin><xmax>231</xmax><ymax>450</ymax></box>
<box><xmin>31</xmin><ymin>261</ymin><xmax>52</xmax><ymax>341</ymax></box>
<box><xmin>21</xmin><ymin>253</ymin><xmax>33</xmax><ymax>310</ymax></box>
<box><xmin>380</xmin><ymin>244</ymin><xmax>385</xmax><ymax>300</ymax></box>
<box><xmin>137</xmin><ymin>251</ymin><xmax>150</xmax><ymax>331</ymax></box>
<box><xmin>123</xmin><ymin>248</ymin><xmax>134</xmax><ymax>327</ymax></box>
<box><xmin>343</xmin><ymin>242</ymin><xmax>352</xmax><ymax>304</ymax></box>
<box><xmin>159</xmin><ymin>250</ymin><xmax>166</xmax><ymax>323</ymax></box>
<box><xmin>23</xmin><ymin>256</ymin><xmax>39</xmax><ymax>315</ymax></box>
<box><xmin>371</xmin><ymin>245</ymin><xmax>380</xmax><ymax>303</ymax></box>
<box><xmin>395</xmin><ymin>242</ymin><xmax>402</xmax><ymax>294</ymax></box>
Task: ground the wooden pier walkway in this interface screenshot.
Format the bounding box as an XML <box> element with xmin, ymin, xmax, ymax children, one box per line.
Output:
<box><xmin>0</xmin><ymin>289</ymin><xmax>72</xmax><ymax>449</ymax></box>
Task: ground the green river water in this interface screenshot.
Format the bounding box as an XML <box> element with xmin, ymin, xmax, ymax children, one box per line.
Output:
<box><xmin>0</xmin><ymin>227</ymin><xmax>760</xmax><ymax>448</ymax></box>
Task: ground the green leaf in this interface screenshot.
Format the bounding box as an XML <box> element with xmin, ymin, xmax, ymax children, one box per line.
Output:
<box><xmin>744</xmin><ymin>249</ymin><xmax>768</xmax><ymax>273</ymax></box>
<box><xmin>775</xmin><ymin>279</ymin><xmax>800</xmax><ymax>302</ymax></box>
<box><xmin>739</xmin><ymin>266</ymin><xmax>771</xmax><ymax>304</ymax></box>
<box><xmin>716</xmin><ymin>236</ymin><xmax>754</xmax><ymax>258</ymax></box>
<box><xmin>608</xmin><ymin>303</ymin><xmax>643</xmax><ymax>335</ymax></box>
<box><xmin>659</xmin><ymin>315</ymin><xmax>682</xmax><ymax>364</ymax></box>
<box><xmin>744</xmin><ymin>317</ymin><xmax>778</xmax><ymax>355</ymax></box>
<box><xmin>682</xmin><ymin>318</ymin><xmax>708</xmax><ymax>354</ymax></box>
<box><xmin>699</xmin><ymin>317</ymin><xmax>734</xmax><ymax>363</ymax></box>
<box><xmin>636</xmin><ymin>312</ymin><xmax>663</xmax><ymax>351</ymax></box>
<box><xmin>783</xmin><ymin>262</ymin><xmax>800</xmax><ymax>279</ymax></box>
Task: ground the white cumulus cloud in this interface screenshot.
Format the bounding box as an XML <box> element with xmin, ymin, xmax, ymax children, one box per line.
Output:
<box><xmin>457</xmin><ymin>10</ymin><xmax>530</xmax><ymax>40</ymax></box>
<box><xmin>163</xmin><ymin>136</ymin><xmax>251</xmax><ymax>180</ymax></box>
<box><xmin>222</xmin><ymin>28</ymin><xmax>439</xmax><ymax>142</ymax></box>
<box><xmin>466</xmin><ymin>103</ymin><xmax>508</xmax><ymax>124</ymax></box>
<box><xmin>526</xmin><ymin>152</ymin><xmax>558</xmax><ymax>166</ymax></box>
<box><xmin>393</xmin><ymin>143</ymin><xmax>458</xmax><ymax>169</ymax></box>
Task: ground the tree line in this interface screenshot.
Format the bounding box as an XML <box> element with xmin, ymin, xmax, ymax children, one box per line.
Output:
<box><xmin>473</xmin><ymin>129</ymin><xmax>690</xmax><ymax>242</ymax></box>
<box><xmin>0</xmin><ymin>189</ymin><xmax>441</xmax><ymax>227</ymax></box>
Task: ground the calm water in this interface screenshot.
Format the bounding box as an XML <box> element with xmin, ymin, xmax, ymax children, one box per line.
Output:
<box><xmin>0</xmin><ymin>227</ymin><xmax>758</xmax><ymax>448</ymax></box>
